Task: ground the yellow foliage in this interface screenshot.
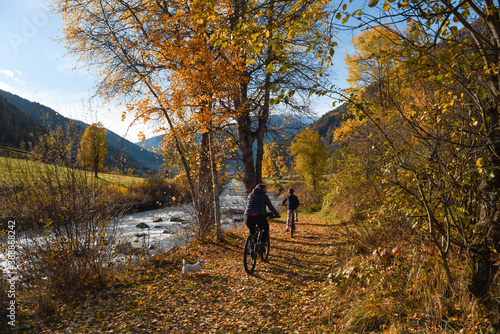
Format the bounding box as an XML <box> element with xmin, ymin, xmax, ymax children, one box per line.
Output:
<box><xmin>78</xmin><ymin>123</ymin><xmax>107</xmax><ymax>176</ymax></box>
<box><xmin>107</xmin><ymin>183</ymin><xmax>128</xmax><ymax>196</ymax></box>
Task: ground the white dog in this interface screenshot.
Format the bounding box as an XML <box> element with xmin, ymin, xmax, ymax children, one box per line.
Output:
<box><xmin>181</xmin><ymin>259</ymin><xmax>205</xmax><ymax>277</ymax></box>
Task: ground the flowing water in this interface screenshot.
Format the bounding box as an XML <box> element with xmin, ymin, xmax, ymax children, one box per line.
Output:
<box><xmin>1</xmin><ymin>179</ymin><xmax>281</xmax><ymax>276</ymax></box>
<box><xmin>116</xmin><ymin>178</ymin><xmax>281</xmax><ymax>252</ymax></box>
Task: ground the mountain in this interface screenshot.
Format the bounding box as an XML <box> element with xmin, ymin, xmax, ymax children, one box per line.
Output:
<box><xmin>136</xmin><ymin>136</ymin><xmax>164</xmax><ymax>153</ymax></box>
<box><xmin>132</xmin><ymin>105</ymin><xmax>344</xmax><ymax>163</ymax></box>
<box><xmin>135</xmin><ymin>113</ymin><xmax>318</xmax><ymax>152</ymax></box>
<box><xmin>0</xmin><ymin>93</ymin><xmax>44</xmax><ymax>150</ymax></box>
<box><xmin>267</xmin><ymin>113</ymin><xmax>318</xmax><ymax>142</ymax></box>
<box><xmin>307</xmin><ymin>103</ymin><xmax>348</xmax><ymax>149</ymax></box>
<box><xmin>0</xmin><ymin>89</ymin><xmax>163</xmax><ymax>172</ymax></box>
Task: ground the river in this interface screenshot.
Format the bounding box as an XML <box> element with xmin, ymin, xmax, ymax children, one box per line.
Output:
<box><xmin>116</xmin><ymin>179</ymin><xmax>281</xmax><ymax>253</ymax></box>
<box><xmin>1</xmin><ymin>179</ymin><xmax>281</xmax><ymax>276</ymax></box>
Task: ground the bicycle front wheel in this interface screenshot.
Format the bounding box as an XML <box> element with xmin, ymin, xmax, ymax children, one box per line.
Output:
<box><xmin>243</xmin><ymin>234</ymin><xmax>257</xmax><ymax>274</ymax></box>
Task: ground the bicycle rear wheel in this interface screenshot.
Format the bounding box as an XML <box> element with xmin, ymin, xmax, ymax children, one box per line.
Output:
<box><xmin>243</xmin><ymin>234</ymin><xmax>257</xmax><ymax>274</ymax></box>
<box><xmin>290</xmin><ymin>216</ymin><xmax>295</xmax><ymax>238</ymax></box>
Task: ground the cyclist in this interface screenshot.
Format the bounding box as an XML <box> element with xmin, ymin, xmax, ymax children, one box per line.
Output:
<box><xmin>282</xmin><ymin>188</ymin><xmax>300</xmax><ymax>231</ymax></box>
<box><xmin>244</xmin><ymin>184</ymin><xmax>280</xmax><ymax>250</ymax></box>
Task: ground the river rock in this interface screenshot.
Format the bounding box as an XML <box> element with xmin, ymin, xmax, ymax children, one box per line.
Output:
<box><xmin>136</xmin><ymin>222</ymin><xmax>150</xmax><ymax>229</ymax></box>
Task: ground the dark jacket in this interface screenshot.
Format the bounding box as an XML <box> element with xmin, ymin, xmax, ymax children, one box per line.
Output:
<box><xmin>244</xmin><ymin>188</ymin><xmax>280</xmax><ymax>216</ymax></box>
<box><xmin>282</xmin><ymin>194</ymin><xmax>299</xmax><ymax>211</ymax></box>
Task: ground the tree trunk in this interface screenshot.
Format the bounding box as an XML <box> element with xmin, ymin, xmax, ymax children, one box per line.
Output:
<box><xmin>469</xmin><ymin>101</ymin><xmax>500</xmax><ymax>297</ymax></box>
<box><xmin>236</xmin><ymin>95</ymin><xmax>257</xmax><ymax>194</ymax></box>
<box><xmin>197</xmin><ymin>132</ymin><xmax>214</xmax><ymax>241</ymax></box>
<box><xmin>471</xmin><ymin>141</ymin><xmax>500</xmax><ymax>297</ymax></box>
<box><xmin>209</xmin><ymin>131</ymin><xmax>222</xmax><ymax>241</ymax></box>
<box><xmin>93</xmin><ymin>152</ymin><xmax>99</xmax><ymax>178</ymax></box>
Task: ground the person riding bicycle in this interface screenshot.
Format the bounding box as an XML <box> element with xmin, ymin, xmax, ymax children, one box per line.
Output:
<box><xmin>282</xmin><ymin>188</ymin><xmax>300</xmax><ymax>231</ymax></box>
<box><xmin>244</xmin><ymin>184</ymin><xmax>280</xmax><ymax>250</ymax></box>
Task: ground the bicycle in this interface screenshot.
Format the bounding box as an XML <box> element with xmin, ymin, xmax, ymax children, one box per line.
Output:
<box><xmin>243</xmin><ymin>213</ymin><xmax>274</xmax><ymax>274</ymax></box>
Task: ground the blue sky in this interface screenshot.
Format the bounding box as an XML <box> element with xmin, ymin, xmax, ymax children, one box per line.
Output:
<box><xmin>0</xmin><ymin>0</ymin><xmax>352</xmax><ymax>141</ymax></box>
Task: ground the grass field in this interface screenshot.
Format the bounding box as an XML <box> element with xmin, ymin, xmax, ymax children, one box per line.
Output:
<box><xmin>0</xmin><ymin>156</ymin><xmax>146</xmax><ymax>187</ymax></box>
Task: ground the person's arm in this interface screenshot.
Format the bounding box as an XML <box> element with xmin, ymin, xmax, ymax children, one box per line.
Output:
<box><xmin>282</xmin><ymin>196</ymin><xmax>288</xmax><ymax>206</ymax></box>
<box><xmin>265</xmin><ymin>195</ymin><xmax>280</xmax><ymax>217</ymax></box>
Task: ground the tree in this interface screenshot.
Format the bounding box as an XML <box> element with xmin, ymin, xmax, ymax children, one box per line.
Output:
<box><xmin>78</xmin><ymin>123</ymin><xmax>107</xmax><ymax>178</ymax></box>
<box><xmin>30</xmin><ymin>122</ymin><xmax>81</xmax><ymax>167</ymax></box>
<box><xmin>332</xmin><ymin>0</ymin><xmax>500</xmax><ymax>297</ymax></box>
<box><xmin>290</xmin><ymin>130</ymin><xmax>327</xmax><ymax>190</ymax></box>
<box><xmin>230</xmin><ymin>0</ymin><xmax>333</xmax><ymax>193</ymax></box>
<box><xmin>262</xmin><ymin>142</ymin><xmax>287</xmax><ymax>183</ymax></box>
<box><xmin>53</xmin><ymin>0</ymin><xmax>333</xmax><ymax>241</ymax></box>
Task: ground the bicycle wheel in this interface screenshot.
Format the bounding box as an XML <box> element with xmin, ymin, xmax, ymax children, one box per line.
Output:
<box><xmin>243</xmin><ymin>234</ymin><xmax>257</xmax><ymax>274</ymax></box>
<box><xmin>290</xmin><ymin>215</ymin><xmax>295</xmax><ymax>238</ymax></box>
<box><xmin>260</xmin><ymin>232</ymin><xmax>270</xmax><ymax>262</ymax></box>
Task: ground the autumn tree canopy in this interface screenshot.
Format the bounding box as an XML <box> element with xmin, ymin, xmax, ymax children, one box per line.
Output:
<box><xmin>78</xmin><ymin>123</ymin><xmax>107</xmax><ymax>178</ymax></box>
<box><xmin>290</xmin><ymin>129</ymin><xmax>327</xmax><ymax>190</ymax></box>
<box><xmin>53</xmin><ymin>0</ymin><xmax>334</xmax><ymax>240</ymax></box>
<box><xmin>331</xmin><ymin>0</ymin><xmax>500</xmax><ymax>298</ymax></box>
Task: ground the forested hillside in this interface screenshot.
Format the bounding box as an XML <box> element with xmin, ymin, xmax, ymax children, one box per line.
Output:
<box><xmin>0</xmin><ymin>93</ymin><xmax>43</xmax><ymax>150</ymax></box>
<box><xmin>307</xmin><ymin>103</ymin><xmax>347</xmax><ymax>149</ymax></box>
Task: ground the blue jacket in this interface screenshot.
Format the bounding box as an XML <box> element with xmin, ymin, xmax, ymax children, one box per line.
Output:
<box><xmin>282</xmin><ymin>194</ymin><xmax>299</xmax><ymax>211</ymax></box>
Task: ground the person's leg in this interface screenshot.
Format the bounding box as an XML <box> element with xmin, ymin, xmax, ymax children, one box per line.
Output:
<box><xmin>295</xmin><ymin>209</ymin><xmax>298</xmax><ymax>222</ymax></box>
<box><xmin>286</xmin><ymin>209</ymin><xmax>293</xmax><ymax>230</ymax></box>
<box><xmin>245</xmin><ymin>215</ymin><xmax>257</xmax><ymax>235</ymax></box>
<box><xmin>256</xmin><ymin>216</ymin><xmax>269</xmax><ymax>244</ymax></box>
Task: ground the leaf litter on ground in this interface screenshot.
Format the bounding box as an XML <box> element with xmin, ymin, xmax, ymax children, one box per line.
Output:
<box><xmin>28</xmin><ymin>214</ymin><xmax>341</xmax><ymax>333</ymax></box>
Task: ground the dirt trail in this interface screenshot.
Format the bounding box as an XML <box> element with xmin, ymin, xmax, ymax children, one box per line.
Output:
<box><xmin>44</xmin><ymin>215</ymin><xmax>342</xmax><ymax>333</ymax></box>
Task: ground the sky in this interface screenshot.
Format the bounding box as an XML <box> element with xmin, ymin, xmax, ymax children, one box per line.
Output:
<box><xmin>0</xmin><ymin>0</ymin><xmax>354</xmax><ymax>142</ymax></box>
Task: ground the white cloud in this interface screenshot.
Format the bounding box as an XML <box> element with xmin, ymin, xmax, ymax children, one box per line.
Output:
<box><xmin>0</xmin><ymin>81</ymin><xmax>18</xmax><ymax>93</ymax></box>
<box><xmin>0</xmin><ymin>69</ymin><xmax>14</xmax><ymax>78</ymax></box>
<box><xmin>0</xmin><ymin>69</ymin><xmax>26</xmax><ymax>85</ymax></box>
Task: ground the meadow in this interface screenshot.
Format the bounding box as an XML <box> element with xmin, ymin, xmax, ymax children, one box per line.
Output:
<box><xmin>0</xmin><ymin>156</ymin><xmax>146</xmax><ymax>187</ymax></box>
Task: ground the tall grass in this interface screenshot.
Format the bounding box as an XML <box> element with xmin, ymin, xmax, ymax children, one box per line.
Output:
<box><xmin>321</xmin><ymin>163</ymin><xmax>500</xmax><ymax>332</ymax></box>
<box><xmin>325</xmin><ymin>218</ymin><xmax>497</xmax><ymax>333</ymax></box>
